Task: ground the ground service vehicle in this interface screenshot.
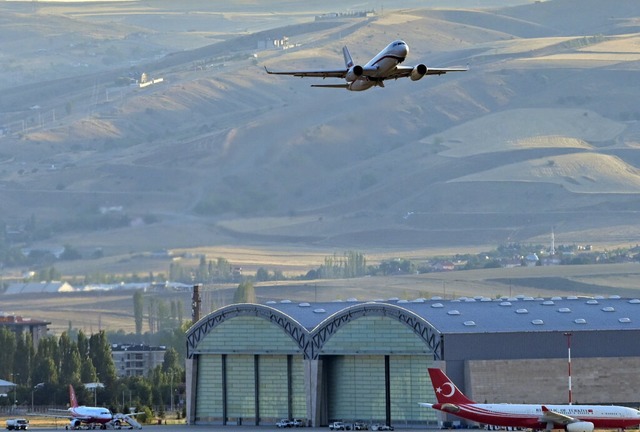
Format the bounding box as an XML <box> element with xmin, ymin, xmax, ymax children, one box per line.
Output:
<box><xmin>6</xmin><ymin>419</ymin><xmax>29</xmax><ymax>430</ymax></box>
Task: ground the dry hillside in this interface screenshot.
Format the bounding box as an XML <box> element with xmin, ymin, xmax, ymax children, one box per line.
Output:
<box><xmin>1</xmin><ymin>0</ymin><xmax>640</xmax><ymax>266</ymax></box>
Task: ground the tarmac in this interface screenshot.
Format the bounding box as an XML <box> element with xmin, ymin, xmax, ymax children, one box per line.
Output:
<box><xmin>22</xmin><ymin>426</ymin><xmax>442</xmax><ymax>432</ymax></box>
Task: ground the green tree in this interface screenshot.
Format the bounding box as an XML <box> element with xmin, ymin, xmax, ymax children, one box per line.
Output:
<box><xmin>133</xmin><ymin>290</ymin><xmax>144</xmax><ymax>335</ymax></box>
<box><xmin>32</xmin><ymin>336</ymin><xmax>59</xmax><ymax>386</ymax></box>
<box><xmin>147</xmin><ymin>297</ymin><xmax>156</xmax><ymax>333</ymax></box>
<box><xmin>77</xmin><ymin>330</ymin><xmax>89</xmax><ymax>359</ymax></box>
<box><xmin>161</xmin><ymin>348</ymin><xmax>181</xmax><ymax>374</ymax></box>
<box><xmin>80</xmin><ymin>356</ymin><xmax>97</xmax><ymax>383</ymax></box>
<box><xmin>14</xmin><ymin>332</ymin><xmax>34</xmax><ymax>386</ymax></box>
<box><xmin>233</xmin><ymin>281</ymin><xmax>256</xmax><ymax>303</ymax></box>
<box><xmin>89</xmin><ymin>331</ymin><xmax>117</xmax><ymax>389</ymax></box>
<box><xmin>170</xmin><ymin>300</ymin><xmax>177</xmax><ymax>327</ymax></box>
<box><xmin>156</xmin><ymin>300</ymin><xmax>171</xmax><ymax>331</ymax></box>
<box><xmin>176</xmin><ymin>299</ymin><xmax>183</xmax><ymax>326</ymax></box>
<box><xmin>255</xmin><ymin>267</ymin><xmax>270</xmax><ymax>281</ymax></box>
<box><xmin>58</xmin><ymin>332</ymin><xmax>81</xmax><ymax>385</ymax></box>
<box><xmin>214</xmin><ymin>257</ymin><xmax>231</xmax><ymax>280</ymax></box>
<box><xmin>60</xmin><ymin>244</ymin><xmax>82</xmax><ymax>260</ymax></box>
<box><xmin>0</xmin><ymin>327</ymin><xmax>17</xmax><ymax>381</ymax></box>
<box><xmin>197</xmin><ymin>255</ymin><xmax>208</xmax><ymax>282</ymax></box>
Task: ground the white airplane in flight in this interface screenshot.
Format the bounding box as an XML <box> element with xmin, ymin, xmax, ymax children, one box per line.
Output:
<box><xmin>264</xmin><ymin>40</ymin><xmax>467</xmax><ymax>91</ymax></box>
<box><xmin>38</xmin><ymin>385</ymin><xmax>142</xmax><ymax>430</ymax></box>
<box><xmin>421</xmin><ymin>368</ymin><xmax>640</xmax><ymax>432</ymax></box>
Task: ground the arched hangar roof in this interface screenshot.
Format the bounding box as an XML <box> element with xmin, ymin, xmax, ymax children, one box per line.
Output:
<box><xmin>186</xmin><ymin>301</ymin><xmax>441</xmax><ymax>360</ymax></box>
<box><xmin>186</xmin><ymin>296</ymin><xmax>640</xmax><ymax>359</ymax></box>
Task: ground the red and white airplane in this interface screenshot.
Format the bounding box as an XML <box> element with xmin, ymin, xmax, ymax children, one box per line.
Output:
<box><xmin>42</xmin><ymin>385</ymin><xmax>141</xmax><ymax>430</ymax></box>
<box><xmin>265</xmin><ymin>40</ymin><xmax>467</xmax><ymax>91</ymax></box>
<box><xmin>421</xmin><ymin>368</ymin><xmax>640</xmax><ymax>432</ymax></box>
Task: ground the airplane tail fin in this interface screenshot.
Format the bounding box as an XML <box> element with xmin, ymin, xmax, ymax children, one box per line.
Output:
<box><xmin>69</xmin><ymin>384</ymin><xmax>79</xmax><ymax>408</ymax></box>
<box><xmin>342</xmin><ymin>46</ymin><xmax>354</xmax><ymax>68</ymax></box>
<box><xmin>428</xmin><ymin>368</ymin><xmax>476</xmax><ymax>404</ymax></box>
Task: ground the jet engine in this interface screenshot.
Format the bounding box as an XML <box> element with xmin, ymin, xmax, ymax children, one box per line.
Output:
<box><xmin>66</xmin><ymin>419</ymin><xmax>82</xmax><ymax>430</ymax></box>
<box><xmin>346</xmin><ymin>65</ymin><xmax>364</xmax><ymax>82</ymax></box>
<box><xmin>566</xmin><ymin>421</ymin><xmax>595</xmax><ymax>432</ymax></box>
<box><xmin>410</xmin><ymin>64</ymin><xmax>427</xmax><ymax>81</ymax></box>
<box><xmin>441</xmin><ymin>403</ymin><xmax>461</xmax><ymax>413</ymax></box>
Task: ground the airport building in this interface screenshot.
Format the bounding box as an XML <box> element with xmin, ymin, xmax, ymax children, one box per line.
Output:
<box><xmin>185</xmin><ymin>296</ymin><xmax>640</xmax><ymax>427</ymax></box>
<box><xmin>0</xmin><ymin>312</ymin><xmax>51</xmax><ymax>348</ymax></box>
<box><xmin>111</xmin><ymin>344</ymin><xmax>166</xmax><ymax>378</ymax></box>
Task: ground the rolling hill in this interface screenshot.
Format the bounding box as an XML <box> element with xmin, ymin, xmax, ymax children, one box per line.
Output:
<box><xmin>1</xmin><ymin>0</ymin><xmax>640</xmax><ymax>266</ymax></box>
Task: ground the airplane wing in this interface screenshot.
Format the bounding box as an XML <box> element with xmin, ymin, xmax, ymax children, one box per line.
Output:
<box><xmin>264</xmin><ymin>66</ymin><xmax>347</xmax><ymax>79</ymax></box>
<box><xmin>386</xmin><ymin>65</ymin><xmax>468</xmax><ymax>80</ymax></box>
<box><xmin>539</xmin><ymin>405</ymin><xmax>578</xmax><ymax>426</ymax></box>
<box><xmin>27</xmin><ymin>413</ymin><xmax>75</xmax><ymax>420</ymax></box>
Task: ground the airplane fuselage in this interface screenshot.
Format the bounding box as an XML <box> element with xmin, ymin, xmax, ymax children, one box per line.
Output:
<box><xmin>425</xmin><ymin>368</ymin><xmax>640</xmax><ymax>432</ymax></box>
<box><xmin>348</xmin><ymin>40</ymin><xmax>409</xmax><ymax>91</ymax></box>
<box><xmin>434</xmin><ymin>402</ymin><xmax>640</xmax><ymax>430</ymax></box>
<box><xmin>69</xmin><ymin>406</ymin><xmax>112</xmax><ymax>425</ymax></box>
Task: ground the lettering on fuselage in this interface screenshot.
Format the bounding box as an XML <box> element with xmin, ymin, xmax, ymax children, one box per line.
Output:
<box><xmin>535</xmin><ymin>408</ymin><xmax>595</xmax><ymax>415</ymax></box>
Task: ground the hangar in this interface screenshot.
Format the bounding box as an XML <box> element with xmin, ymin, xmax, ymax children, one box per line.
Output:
<box><xmin>185</xmin><ymin>296</ymin><xmax>640</xmax><ymax>427</ymax></box>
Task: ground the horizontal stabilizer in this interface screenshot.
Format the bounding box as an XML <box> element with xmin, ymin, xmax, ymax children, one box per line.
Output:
<box><xmin>310</xmin><ymin>84</ymin><xmax>350</xmax><ymax>89</ymax></box>
<box><xmin>426</xmin><ymin>66</ymin><xmax>469</xmax><ymax>75</ymax></box>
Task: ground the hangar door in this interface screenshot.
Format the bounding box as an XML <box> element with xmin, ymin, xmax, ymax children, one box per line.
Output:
<box><xmin>320</xmin><ymin>315</ymin><xmax>437</xmax><ymax>425</ymax></box>
<box><xmin>325</xmin><ymin>355</ymin><xmax>433</xmax><ymax>424</ymax></box>
<box><xmin>196</xmin><ymin>353</ymin><xmax>305</xmax><ymax>424</ymax></box>
<box><xmin>193</xmin><ymin>314</ymin><xmax>306</xmax><ymax>425</ymax></box>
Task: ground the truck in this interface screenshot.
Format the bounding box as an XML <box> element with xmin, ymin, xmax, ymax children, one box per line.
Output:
<box><xmin>6</xmin><ymin>419</ymin><xmax>29</xmax><ymax>430</ymax></box>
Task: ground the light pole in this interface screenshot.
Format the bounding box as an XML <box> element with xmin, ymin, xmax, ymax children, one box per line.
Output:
<box><xmin>11</xmin><ymin>373</ymin><xmax>19</xmax><ymax>410</ymax></box>
<box><xmin>94</xmin><ymin>374</ymin><xmax>101</xmax><ymax>406</ymax></box>
<box><xmin>170</xmin><ymin>371</ymin><xmax>174</xmax><ymax>413</ymax></box>
<box><xmin>564</xmin><ymin>332</ymin><xmax>573</xmax><ymax>405</ymax></box>
<box><xmin>32</xmin><ymin>383</ymin><xmax>43</xmax><ymax>413</ymax></box>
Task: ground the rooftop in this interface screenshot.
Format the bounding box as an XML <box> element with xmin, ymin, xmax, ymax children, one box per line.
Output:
<box><xmin>111</xmin><ymin>344</ymin><xmax>167</xmax><ymax>352</ymax></box>
<box><xmin>263</xmin><ymin>296</ymin><xmax>640</xmax><ymax>334</ymax></box>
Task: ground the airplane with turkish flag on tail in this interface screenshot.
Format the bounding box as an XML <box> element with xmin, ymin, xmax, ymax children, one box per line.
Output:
<box><xmin>420</xmin><ymin>368</ymin><xmax>640</xmax><ymax>432</ymax></box>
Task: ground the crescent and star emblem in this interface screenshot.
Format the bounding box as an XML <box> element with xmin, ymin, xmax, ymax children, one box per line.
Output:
<box><xmin>439</xmin><ymin>382</ymin><xmax>455</xmax><ymax>398</ymax></box>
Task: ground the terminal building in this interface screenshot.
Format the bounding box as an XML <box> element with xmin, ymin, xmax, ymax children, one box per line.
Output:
<box><xmin>185</xmin><ymin>296</ymin><xmax>640</xmax><ymax>427</ymax></box>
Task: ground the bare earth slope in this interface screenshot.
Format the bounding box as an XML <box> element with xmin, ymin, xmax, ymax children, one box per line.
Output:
<box><xmin>1</xmin><ymin>0</ymin><xmax>640</xmax><ymax>260</ymax></box>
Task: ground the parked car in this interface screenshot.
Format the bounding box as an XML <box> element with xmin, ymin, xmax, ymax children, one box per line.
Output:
<box><xmin>371</xmin><ymin>424</ymin><xmax>393</xmax><ymax>431</ymax></box>
<box><xmin>354</xmin><ymin>421</ymin><xmax>368</xmax><ymax>431</ymax></box>
<box><xmin>329</xmin><ymin>421</ymin><xmax>350</xmax><ymax>430</ymax></box>
<box><xmin>277</xmin><ymin>419</ymin><xmax>293</xmax><ymax>428</ymax></box>
<box><xmin>6</xmin><ymin>419</ymin><xmax>29</xmax><ymax>431</ymax></box>
<box><xmin>291</xmin><ymin>419</ymin><xmax>305</xmax><ymax>427</ymax></box>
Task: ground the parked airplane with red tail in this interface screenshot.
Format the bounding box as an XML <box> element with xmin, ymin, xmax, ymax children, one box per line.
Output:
<box><xmin>421</xmin><ymin>368</ymin><xmax>640</xmax><ymax>432</ymax></box>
